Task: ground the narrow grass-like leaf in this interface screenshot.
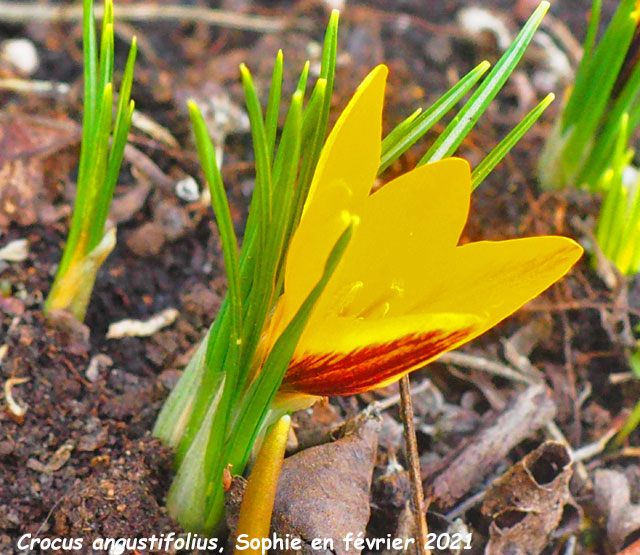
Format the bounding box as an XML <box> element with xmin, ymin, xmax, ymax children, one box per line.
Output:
<box><xmin>237</xmin><ymin>92</ymin><xmax>304</xmax><ymax>393</ymax></box>
<box><xmin>94</xmin><ymin>38</ymin><xmax>138</xmax><ymax>239</ymax></box>
<box><xmin>472</xmin><ymin>93</ymin><xmax>554</xmax><ymax>189</ymax></box>
<box><xmin>291</xmin><ymin>78</ymin><xmax>326</xmax><ymax>226</ymax></box>
<box><xmin>265</xmin><ymin>50</ymin><xmax>283</xmax><ymax>163</ymax></box>
<box><xmin>579</xmin><ymin>58</ymin><xmax>640</xmax><ymax>188</ymax></box>
<box><xmin>86</xmin><ymin>83</ymin><xmax>114</xmax><ymax>226</ymax></box>
<box><xmin>379</xmin><ymin>107</ymin><xmax>422</xmax><ymax>159</ymax></box>
<box><xmin>268</xmin><ymin>91</ymin><xmax>303</xmax><ymax>279</ymax></box>
<box><xmin>294</xmin><ymin>11</ymin><xmax>338</xmax><ymax>219</ymax></box>
<box><xmin>58</xmin><ymin>0</ymin><xmax>100</xmax><ymax>278</ymax></box>
<box><xmin>596</xmin><ymin>116</ymin><xmax>630</xmax><ymax>256</ymax></box>
<box><xmin>111</xmin><ymin>36</ymin><xmax>137</xmax><ymax>153</ymax></box>
<box><xmin>618</xmin><ymin>182</ymin><xmax>640</xmax><ymax>273</ymax></box>
<box><xmin>420</xmin><ymin>1</ymin><xmax>549</xmax><ymax>164</ymax></box>
<box><xmin>97</xmin><ymin>6</ymin><xmax>114</xmax><ymax>112</ymax></box>
<box><xmin>379</xmin><ymin>61</ymin><xmax>490</xmax><ymax>173</ymax></box>
<box><xmin>295</xmin><ymin>60</ymin><xmax>310</xmax><ymax>97</ymax></box>
<box><xmin>581</xmin><ymin>0</ymin><xmax>601</xmax><ymax>72</ymax></box>
<box><xmin>561</xmin><ymin>11</ymin><xmax>637</xmax><ymax>173</ymax></box>
<box><xmin>188</xmin><ymin>101</ymin><xmax>242</xmax><ymax>344</ymax></box>
<box><xmin>81</xmin><ymin>0</ymin><xmax>98</xmax><ymax>143</ymax></box>
<box><xmin>241</xmin><ymin>64</ymin><xmax>273</xmax><ymax>225</ymax></box>
<box><xmin>562</xmin><ymin>0</ymin><xmax>635</xmax><ymax>129</ymax></box>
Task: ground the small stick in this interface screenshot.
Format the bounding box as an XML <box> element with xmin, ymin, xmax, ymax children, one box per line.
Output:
<box><xmin>439</xmin><ymin>351</ymin><xmax>533</xmax><ymax>384</ymax></box>
<box><xmin>399</xmin><ymin>375</ymin><xmax>429</xmax><ymax>555</ymax></box>
<box><xmin>0</xmin><ymin>2</ymin><xmax>286</xmax><ymax>33</ymax></box>
<box><xmin>0</xmin><ymin>77</ymin><xmax>70</xmax><ymax>95</ymax></box>
<box><xmin>376</xmin><ymin>378</ymin><xmax>434</xmax><ymax>411</ymax></box>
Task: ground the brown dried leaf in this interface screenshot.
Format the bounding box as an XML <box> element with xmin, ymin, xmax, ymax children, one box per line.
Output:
<box><xmin>0</xmin><ymin>113</ymin><xmax>78</xmax><ymax>229</ymax></box>
<box><xmin>269</xmin><ymin>413</ymin><xmax>381</xmax><ymax>554</ymax></box>
<box><xmin>482</xmin><ymin>441</ymin><xmax>581</xmax><ymax>555</ymax></box>
<box><xmin>594</xmin><ymin>469</ymin><xmax>640</xmax><ymax>551</ymax></box>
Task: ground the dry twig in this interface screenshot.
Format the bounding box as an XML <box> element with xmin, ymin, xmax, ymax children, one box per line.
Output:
<box><xmin>399</xmin><ymin>375</ymin><xmax>429</xmax><ymax>555</ymax></box>
<box><xmin>0</xmin><ymin>2</ymin><xmax>286</xmax><ymax>33</ymax></box>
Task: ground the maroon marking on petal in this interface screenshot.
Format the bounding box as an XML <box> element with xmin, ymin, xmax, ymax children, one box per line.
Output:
<box><xmin>280</xmin><ymin>327</ymin><xmax>475</xmax><ymax>397</ymax></box>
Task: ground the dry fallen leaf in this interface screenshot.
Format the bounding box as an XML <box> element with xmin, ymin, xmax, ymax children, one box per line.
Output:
<box><xmin>482</xmin><ymin>441</ymin><xmax>581</xmax><ymax>555</ymax></box>
<box><xmin>268</xmin><ymin>412</ymin><xmax>381</xmax><ymax>554</ymax></box>
<box><xmin>0</xmin><ymin>112</ymin><xmax>78</xmax><ymax>229</ymax></box>
<box><xmin>594</xmin><ymin>469</ymin><xmax>640</xmax><ymax>552</ymax></box>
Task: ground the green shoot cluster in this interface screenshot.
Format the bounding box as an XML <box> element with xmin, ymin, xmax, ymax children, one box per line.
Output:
<box><xmin>45</xmin><ymin>0</ymin><xmax>136</xmax><ymax>321</ymax></box>
<box><xmin>539</xmin><ymin>0</ymin><xmax>640</xmax><ymax>191</ymax></box>
<box><xmin>595</xmin><ymin>114</ymin><xmax>640</xmax><ymax>276</ymax></box>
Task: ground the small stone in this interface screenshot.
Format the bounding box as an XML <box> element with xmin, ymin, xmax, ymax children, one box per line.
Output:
<box><xmin>85</xmin><ymin>353</ymin><xmax>113</xmax><ymax>383</ymax></box>
<box><xmin>1</xmin><ymin>38</ymin><xmax>39</xmax><ymax>75</ymax></box>
<box><xmin>174</xmin><ymin>175</ymin><xmax>200</xmax><ymax>202</ymax></box>
<box><xmin>125</xmin><ymin>222</ymin><xmax>165</xmax><ymax>257</ymax></box>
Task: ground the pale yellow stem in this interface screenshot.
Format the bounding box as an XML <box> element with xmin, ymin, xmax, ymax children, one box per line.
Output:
<box><xmin>234</xmin><ymin>414</ymin><xmax>291</xmax><ymax>554</ymax></box>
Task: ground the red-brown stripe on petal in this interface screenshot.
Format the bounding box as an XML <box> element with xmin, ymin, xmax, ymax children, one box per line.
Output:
<box><xmin>280</xmin><ymin>327</ymin><xmax>476</xmax><ymax>397</ymax></box>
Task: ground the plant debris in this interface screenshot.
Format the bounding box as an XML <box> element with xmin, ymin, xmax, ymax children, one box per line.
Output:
<box><xmin>269</xmin><ymin>413</ymin><xmax>381</xmax><ymax>554</ymax></box>
<box><xmin>482</xmin><ymin>441</ymin><xmax>580</xmax><ymax>554</ymax></box>
<box><xmin>106</xmin><ymin>308</ymin><xmax>180</xmax><ymax>339</ymax></box>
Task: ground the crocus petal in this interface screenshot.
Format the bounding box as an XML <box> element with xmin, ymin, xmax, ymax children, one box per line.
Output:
<box><xmin>280</xmin><ymin>312</ymin><xmax>481</xmax><ymax>397</ymax></box>
<box><xmin>312</xmin><ymin>157</ymin><xmax>472</xmax><ymax>320</ymax></box>
<box><xmin>281</xmin><ymin>236</ymin><xmax>582</xmax><ymax>398</ymax></box>
<box><xmin>281</xmin><ymin>65</ymin><xmax>388</xmax><ymax>327</ymax></box>
<box><xmin>408</xmin><ymin>237</ymin><xmax>583</xmax><ymax>329</ymax></box>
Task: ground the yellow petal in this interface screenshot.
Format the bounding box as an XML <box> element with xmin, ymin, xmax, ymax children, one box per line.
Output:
<box><xmin>280</xmin><ymin>312</ymin><xmax>481</xmax><ymax>396</ymax></box>
<box><xmin>312</xmin><ymin>157</ymin><xmax>472</xmax><ymax>320</ymax></box>
<box><xmin>281</xmin><ymin>65</ymin><xmax>388</xmax><ymax>328</ymax></box>
<box><xmin>407</xmin><ymin>237</ymin><xmax>583</xmax><ymax>330</ymax></box>
<box><xmin>281</xmin><ymin>237</ymin><xmax>582</xmax><ymax>398</ymax></box>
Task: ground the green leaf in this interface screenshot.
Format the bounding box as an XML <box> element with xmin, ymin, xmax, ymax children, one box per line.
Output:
<box><xmin>293</xmin><ymin>10</ymin><xmax>338</xmax><ymax>222</ymax></box>
<box><xmin>421</xmin><ymin>1</ymin><xmax>549</xmax><ymax>164</ymax></box>
<box><xmin>265</xmin><ymin>50</ymin><xmax>283</xmax><ymax>163</ymax></box>
<box><xmin>581</xmin><ymin>0</ymin><xmax>602</xmax><ymax>70</ymax></box>
<box><xmin>379</xmin><ymin>61</ymin><xmax>490</xmax><ymax>173</ymax></box>
<box><xmin>578</xmin><ymin>54</ymin><xmax>640</xmax><ymax>188</ymax></box>
<box><xmin>241</xmin><ymin>64</ymin><xmax>273</xmax><ymax>230</ymax></box>
<box><xmin>472</xmin><ymin>93</ymin><xmax>555</xmax><ymax>189</ymax></box>
<box><xmin>562</xmin><ymin>0</ymin><xmax>635</xmax><ymax>129</ymax></box>
<box><xmin>236</xmin><ymin>91</ymin><xmax>304</xmax><ymax>393</ymax></box>
<box><xmin>188</xmin><ymin>101</ymin><xmax>242</xmax><ymax>348</ymax></box>
<box><xmin>595</xmin><ymin>114</ymin><xmax>630</xmax><ymax>258</ymax></box>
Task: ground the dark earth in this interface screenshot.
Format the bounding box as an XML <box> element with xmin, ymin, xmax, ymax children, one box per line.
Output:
<box><xmin>2</xmin><ymin>0</ymin><xmax>640</xmax><ymax>553</ymax></box>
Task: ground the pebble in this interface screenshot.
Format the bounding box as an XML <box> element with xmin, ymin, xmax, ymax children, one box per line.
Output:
<box><xmin>0</xmin><ymin>38</ymin><xmax>39</xmax><ymax>75</ymax></box>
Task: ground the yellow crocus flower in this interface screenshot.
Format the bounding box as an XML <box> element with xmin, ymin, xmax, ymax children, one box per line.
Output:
<box><xmin>265</xmin><ymin>64</ymin><xmax>582</xmax><ymax>404</ymax></box>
